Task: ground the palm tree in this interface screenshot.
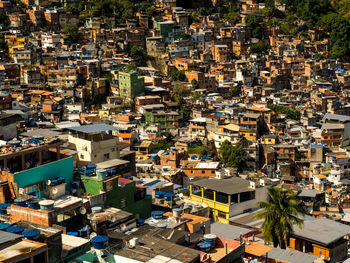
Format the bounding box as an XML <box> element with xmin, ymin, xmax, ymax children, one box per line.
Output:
<box><xmin>254</xmin><ymin>186</ymin><xmax>306</xmax><ymax>248</ymax></box>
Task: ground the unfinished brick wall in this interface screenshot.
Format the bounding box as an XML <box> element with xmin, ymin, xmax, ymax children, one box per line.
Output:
<box><xmin>11</xmin><ymin>205</ymin><xmax>56</xmax><ymax>226</ymax></box>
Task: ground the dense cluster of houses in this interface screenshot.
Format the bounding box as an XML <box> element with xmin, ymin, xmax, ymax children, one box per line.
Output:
<box><xmin>0</xmin><ymin>0</ymin><xmax>350</xmax><ymax>262</ymax></box>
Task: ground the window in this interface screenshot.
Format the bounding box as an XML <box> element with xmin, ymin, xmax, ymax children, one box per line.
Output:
<box><xmin>202</xmin><ymin>170</ymin><xmax>205</xmax><ymax>174</ymax></box>
<box><xmin>192</xmin><ymin>185</ymin><xmax>201</xmax><ymax>196</ymax></box>
<box><xmin>80</xmin><ymin>154</ymin><xmax>84</xmax><ymax>159</ymax></box>
<box><xmin>211</xmin><ymin>170</ymin><xmax>215</xmax><ymax>174</ymax></box>
<box><xmin>104</xmin><ymin>153</ymin><xmax>110</xmax><ymax>161</ymax></box>
<box><xmin>203</xmin><ymin>189</ymin><xmax>214</xmax><ymax>200</ymax></box>
<box><xmin>218</xmin><ymin>211</ymin><xmax>226</xmax><ymax>219</ymax></box>
<box><xmin>216</xmin><ymin>192</ymin><xmax>228</xmax><ymax>204</ymax></box>
<box><xmin>231</xmin><ymin>194</ymin><xmax>238</xmax><ymax>203</ymax></box>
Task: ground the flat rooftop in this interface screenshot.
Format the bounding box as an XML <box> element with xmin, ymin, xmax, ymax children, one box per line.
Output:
<box><xmin>191</xmin><ymin>177</ymin><xmax>253</xmax><ymax>195</ymax></box>
<box><xmin>292</xmin><ymin>218</ymin><xmax>350</xmax><ymax>246</ymax></box>
<box><xmin>0</xmin><ymin>239</ymin><xmax>47</xmax><ymax>262</ymax></box>
<box><xmin>115</xmin><ymin>235</ymin><xmax>201</xmax><ymax>262</ymax></box>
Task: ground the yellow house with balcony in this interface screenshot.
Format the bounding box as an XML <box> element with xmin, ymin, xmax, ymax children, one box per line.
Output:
<box><xmin>189</xmin><ymin>177</ymin><xmax>267</xmax><ymax>224</ymax></box>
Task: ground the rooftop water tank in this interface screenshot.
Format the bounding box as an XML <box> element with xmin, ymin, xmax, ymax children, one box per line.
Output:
<box><xmin>39</xmin><ymin>200</ymin><xmax>55</xmax><ymax>211</ymax></box>
<box><xmin>7</xmin><ymin>226</ymin><xmax>24</xmax><ymax>234</ymax></box>
<box><xmin>92</xmin><ymin>235</ymin><xmax>109</xmax><ymax>249</ymax></box>
<box><xmin>22</xmin><ymin>229</ymin><xmax>40</xmax><ymax>240</ymax></box>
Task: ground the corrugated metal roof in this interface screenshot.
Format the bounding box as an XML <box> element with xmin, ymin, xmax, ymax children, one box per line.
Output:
<box><xmin>210</xmin><ymin>222</ymin><xmax>251</xmax><ymax>240</ymax></box>
<box><xmin>0</xmin><ymin>230</ymin><xmax>22</xmax><ymax>245</ymax></box>
<box><xmin>292</xmin><ymin>218</ymin><xmax>350</xmax><ymax>245</ymax></box>
<box><xmin>268</xmin><ymin>247</ymin><xmax>318</xmax><ymax>263</ymax></box>
<box><xmin>67</xmin><ymin>124</ymin><xmax>117</xmax><ymax>134</ymax></box>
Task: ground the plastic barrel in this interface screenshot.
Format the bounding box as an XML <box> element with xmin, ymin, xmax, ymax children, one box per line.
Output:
<box><xmin>86</xmin><ymin>164</ymin><xmax>96</xmax><ymax>170</ymax></box>
<box><xmin>164</xmin><ymin>192</ymin><xmax>174</xmax><ymax>201</ymax></box>
<box><xmin>0</xmin><ymin>223</ymin><xmax>11</xmax><ymax>231</ymax></box>
<box><xmin>67</xmin><ymin>232</ymin><xmax>79</xmax><ymax>237</ymax></box>
<box><xmin>0</xmin><ymin>203</ymin><xmax>10</xmax><ymax>214</ymax></box>
<box><xmin>14</xmin><ymin>198</ymin><xmax>28</xmax><ymax>207</ymax></box>
<box><xmin>27</xmin><ymin>199</ymin><xmax>41</xmax><ymax>209</ymax></box>
<box><xmin>8</xmin><ymin>140</ymin><xmax>21</xmax><ymax>147</ymax></box>
<box><xmin>7</xmin><ymin>226</ymin><xmax>25</xmax><ymax>234</ymax></box>
<box><xmin>107</xmin><ymin>169</ymin><xmax>116</xmax><ymax>176</ymax></box>
<box><xmin>155</xmin><ymin>191</ymin><xmax>165</xmax><ymax>199</ymax></box>
<box><xmin>136</xmin><ymin>219</ymin><xmax>145</xmax><ymax>226</ymax></box>
<box><xmin>152</xmin><ymin>210</ymin><xmax>164</xmax><ymax>220</ymax></box>
<box><xmin>197</xmin><ymin>242</ymin><xmax>211</xmax><ymax>252</ymax></box>
<box><xmin>22</xmin><ymin>229</ymin><xmax>40</xmax><ymax>240</ymax></box>
<box><xmin>84</xmin><ymin>169</ymin><xmax>94</xmax><ymax>177</ymax></box>
<box><xmin>92</xmin><ymin>235</ymin><xmax>109</xmax><ymax>249</ymax></box>
<box><xmin>77</xmin><ymin>226</ymin><xmax>91</xmax><ymax>238</ymax></box>
<box><xmin>204</xmin><ymin>234</ymin><xmax>217</xmax><ymax>248</ymax></box>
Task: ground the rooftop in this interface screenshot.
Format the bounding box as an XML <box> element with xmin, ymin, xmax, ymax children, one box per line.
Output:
<box><xmin>191</xmin><ymin>177</ymin><xmax>254</xmax><ymax>195</ymax></box>
<box><xmin>67</xmin><ymin>124</ymin><xmax>117</xmax><ymax>134</ymax></box>
<box><xmin>292</xmin><ymin>218</ymin><xmax>350</xmax><ymax>246</ymax></box>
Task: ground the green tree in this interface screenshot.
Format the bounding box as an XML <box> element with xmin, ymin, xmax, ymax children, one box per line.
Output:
<box><xmin>246</xmin><ymin>11</ymin><xmax>264</xmax><ymax>38</ymax></box>
<box><xmin>62</xmin><ymin>24</ymin><xmax>81</xmax><ymax>44</ymax></box>
<box><xmin>187</xmin><ymin>146</ymin><xmax>207</xmax><ymax>155</ymax></box>
<box><xmin>153</xmin><ymin>139</ymin><xmax>174</xmax><ymax>150</ymax></box>
<box><xmin>172</xmin><ymin>83</ymin><xmax>190</xmax><ymax>103</ymax></box>
<box><xmin>125</xmin><ymin>63</ymin><xmax>143</xmax><ymax>74</ymax></box>
<box><xmin>249</xmin><ymin>42</ymin><xmax>270</xmax><ymax>54</ymax></box>
<box><xmin>229</xmin><ymin>86</ymin><xmax>240</xmax><ymax>96</ymax></box>
<box><xmin>254</xmin><ymin>186</ymin><xmax>306</xmax><ymax>248</ymax></box>
<box><xmin>129</xmin><ymin>46</ymin><xmax>147</xmax><ymax>64</ymax></box>
<box><xmin>191</xmin><ymin>79</ymin><xmax>200</xmax><ymax>89</ymax></box>
<box><xmin>223</xmin><ymin>11</ymin><xmax>239</xmax><ymax>24</ymax></box>
<box><xmin>268</xmin><ymin>104</ymin><xmax>300</xmax><ymax>120</ymax></box>
<box><xmin>219</xmin><ymin>140</ymin><xmax>247</xmax><ymax>169</ymax></box>
<box><xmin>171</xmin><ymin>70</ymin><xmax>186</xmax><ymax>81</ymax></box>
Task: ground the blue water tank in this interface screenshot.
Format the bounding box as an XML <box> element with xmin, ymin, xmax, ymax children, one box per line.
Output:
<box><xmin>164</xmin><ymin>192</ymin><xmax>174</xmax><ymax>201</ymax></box>
<box><xmin>92</xmin><ymin>235</ymin><xmax>109</xmax><ymax>249</ymax></box>
<box><xmin>7</xmin><ymin>226</ymin><xmax>25</xmax><ymax>234</ymax></box>
<box><xmin>0</xmin><ymin>223</ymin><xmax>11</xmax><ymax>231</ymax></box>
<box><xmin>152</xmin><ymin>210</ymin><xmax>164</xmax><ymax>219</ymax></box>
<box><xmin>14</xmin><ymin>198</ymin><xmax>27</xmax><ymax>207</ymax></box>
<box><xmin>0</xmin><ymin>203</ymin><xmax>10</xmax><ymax>214</ymax></box>
<box><xmin>22</xmin><ymin>229</ymin><xmax>40</xmax><ymax>240</ymax></box>
<box><xmin>197</xmin><ymin>242</ymin><xmax>211</xmax><ymax>252</ymax></box>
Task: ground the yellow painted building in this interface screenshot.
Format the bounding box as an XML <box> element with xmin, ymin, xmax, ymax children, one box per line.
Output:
<box><xmin>189</xmin><ymin>177</ymin><xmax>267</xmax><ymax>224</ymax></box>
<box><xmin>240</xmin><ymin>130</ymin><xmax>257</xmax><ymax>140</ymax></box>
<box><xmin>5</xmin><ymin>35</ymin><xmax>26</xmax><ymax>58</ymax></box>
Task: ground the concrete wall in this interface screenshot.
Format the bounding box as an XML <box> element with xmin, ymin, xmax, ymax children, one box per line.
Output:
<box><xmin>0</xmin><ymin>122</ymin><xmax>17</xmax><ymax>140</ymax></box>
<box><xmin>69</xmin><ymin>135</ymin><xmax>120</xmax><ymax>163</ymax></box>
<box><xmin>229</xmin><ymin>186</ymin><xmax>268</xmax><ymax>217</ymax></box>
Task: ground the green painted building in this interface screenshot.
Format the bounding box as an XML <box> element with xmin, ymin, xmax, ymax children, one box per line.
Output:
<box><xmin>154</xmin><ymin>20</ymin><xmax>175</xmax><ymax>38</ymax></box>
<box><xmin>81</xmin><ymin>175</ymin><xmax>151</xmax><ymax>219</ymax></box>
<box><xmin>118</xmin><ymin>71</ymin><xmax>144</xmax><ymax>99</ymax></box>
<box><xmin>13</xmin><ymin>157</ymin><xmax>74</xmax><ymax>198</ymax></box>
<box><xmin>145</xmin><ymin>111</ymin><xmax>166</xmax><ymax>129</ymax></box>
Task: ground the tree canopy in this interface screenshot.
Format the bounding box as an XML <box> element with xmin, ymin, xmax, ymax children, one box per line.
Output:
<box><xmin>62</xmin><ymin>24</ymin><xmax>81</xmax><ymax>44</ymax></box>
<box><xmin>171</xmin><ymin>70</ymin><xmax>186</xmax><ymax>82</ymax></box>
<box><xmin>254</xmin><ymin>186</ymin><xmax>306</xmax><ymax>248</ymax></box>
<box><xmin>268</xmin><ymin>104</ymin><xmax>300</xmax><ymax>120</ymax></box>
<box><xmin>219</xmin><ymin>140</ymin><xmax>247</xmax><ymax>169</ymax></box>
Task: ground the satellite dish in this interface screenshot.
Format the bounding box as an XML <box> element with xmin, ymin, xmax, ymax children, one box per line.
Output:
<box><xmin>71</xmin><ymin>189</ymin><xmax>77</xmax><ymax>194</ymax></box>
<box><xmin>52</xmin><ymin>187</ymin><xmax>58</xmax><ymax>195</ymax></box>
<box><xmin>90</xmin><ymin>232</ymin><xmax>97</xmax><ymax>239</ymax></box>
<box><xmin>47</xmin><ymin>180</ymin><xmax>51</xmax><ymax>186</ymax></box>
<box><xmin>109</xmin><ymin>215</ymin><xmax>117</xmax><ymax>223</ymax></box>
<box><xmin>79</xmin><ymin>207</ymin><xmax>87</xmax><ymax>215</ymax></box>
<box><xmin>19</xmin><ymin>188</ymin><xmax>24</xmax><ymax>194</ymax></box>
